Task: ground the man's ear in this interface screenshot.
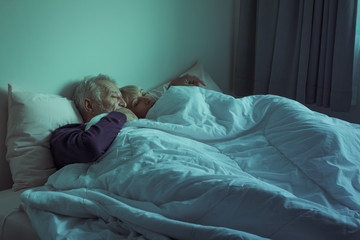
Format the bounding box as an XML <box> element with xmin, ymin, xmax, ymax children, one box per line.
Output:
<box><xmin>83</xmin><ymin>98</ymin><xmax>93</xmax><ymax>113</ymax></box>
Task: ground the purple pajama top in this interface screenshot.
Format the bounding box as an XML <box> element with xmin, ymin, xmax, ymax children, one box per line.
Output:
<box><xmin>50</xmin><ymin>112</ymin><xmax>127</xmax><ymax>169</ymax></box>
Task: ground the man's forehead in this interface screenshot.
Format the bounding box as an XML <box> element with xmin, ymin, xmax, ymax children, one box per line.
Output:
<box><xmin>98</xmin><ymin>79</ymin><xmax>116</xmax><ymax>87</ymax></box>
<box><xmin>98</xmin><ymin>80</ymin><xmax>119</xmax><ymax>92</ymax></box>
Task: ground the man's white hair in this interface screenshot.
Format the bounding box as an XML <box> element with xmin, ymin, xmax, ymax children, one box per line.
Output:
<box><xmin>72</xmin><ymin>74</ymin><xmax>117</xmax><ymax>117</ymax></box>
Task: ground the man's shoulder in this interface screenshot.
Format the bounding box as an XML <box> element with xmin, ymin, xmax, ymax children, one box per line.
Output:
<box><xmin>53</xmin><ymin>123</ymin><xmax>85</xmax><ymax>135</ymax></box>
<box><xmin>57</xmin><ymin>123</ymin><xmax>85</xmax><ymax>129</ymax></box>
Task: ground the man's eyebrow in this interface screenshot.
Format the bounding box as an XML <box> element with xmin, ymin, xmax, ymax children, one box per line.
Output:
<box><xmin>110</xmin><ymin>90</ymin><xmax>122</xmax><ymax>96</ymax></box>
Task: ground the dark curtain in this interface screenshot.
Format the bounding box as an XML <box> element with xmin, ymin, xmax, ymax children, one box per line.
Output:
<box><xmin>233</xmin><ymin>0</ymin><xmax>358</xmax><ymax>111</ymax></box>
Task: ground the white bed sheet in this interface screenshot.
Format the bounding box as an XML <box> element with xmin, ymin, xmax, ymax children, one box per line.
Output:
<box><xmin>0</xmin><ymin>189</ymin><xmax>39</xmax><ymax>240</ymax></box>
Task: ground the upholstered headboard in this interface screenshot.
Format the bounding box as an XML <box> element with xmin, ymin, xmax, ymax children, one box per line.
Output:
<box><xmin>0</xmin><ymin>90</ymin><xmax>12</xmax><ymax>190</ymax></box>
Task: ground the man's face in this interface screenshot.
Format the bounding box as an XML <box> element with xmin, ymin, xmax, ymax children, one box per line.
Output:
<box><xmin>123</xmin><ymin>87</ymin><xmax>156</xmax><ymax>118</ymax></box>
<box><xmin>95</xmin><ymin>80</ymin><xmax>127</xmax><ymax>114</ymax></box>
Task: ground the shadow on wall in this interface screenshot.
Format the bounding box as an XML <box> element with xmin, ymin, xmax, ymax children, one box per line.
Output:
<box><xmin>59</xmin><ymin>80</ymin><xmax>81</xmax><ymax>99</ymax></box>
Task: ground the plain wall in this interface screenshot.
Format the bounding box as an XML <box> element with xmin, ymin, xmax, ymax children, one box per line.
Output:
<box><xmin>0</xmin><ymin>0</ymin><xmax>235</xmax><ymax>190</ymax></box>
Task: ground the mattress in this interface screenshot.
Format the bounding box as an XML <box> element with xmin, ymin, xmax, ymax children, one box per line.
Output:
<box><xmin>0</xmin><ymin>189</ymin><xmax>39</xmax><ymax>240</ymax></box>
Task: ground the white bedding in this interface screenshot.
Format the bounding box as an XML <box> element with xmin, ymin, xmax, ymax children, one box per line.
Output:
<box><xmin>0</xmin><ymin>189</ymin><xmax>39</xmax><ymax>240</ymax></box>
<box><xmin>21</xmin><ymin>87</ymin><xmax>360</xmax><ymax>240</ymax></box>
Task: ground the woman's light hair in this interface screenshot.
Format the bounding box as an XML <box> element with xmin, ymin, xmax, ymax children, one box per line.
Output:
<box><xmin>72</xmin><ymin>74</ymin><xmax>116</xmax><ymax>117</ymax></box>
<box><xmin>119</xmin><ymin>85</ymin><xmax>141</xmax><ymax>103</ymax></box>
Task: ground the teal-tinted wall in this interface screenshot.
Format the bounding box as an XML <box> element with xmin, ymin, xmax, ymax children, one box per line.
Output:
<box><xmin>0</xmin><ymin>0</ymin><xmax>233</xmax><ymax>94</ymax></box>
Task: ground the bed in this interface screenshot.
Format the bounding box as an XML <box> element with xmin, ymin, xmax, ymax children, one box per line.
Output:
<box><xmin>0</xmin><ymin>62</ymin><xmax>219</xmax><ymax>240</ymax></box>
<box><xmin>0</xmin><ymin>189</ymin><xmax>39</xmax><ymax>240</ymax></box>
<box><xmin>1</xmin><ymin>62</ymin><xmax>360</xmax><ymax>240</ymax></box>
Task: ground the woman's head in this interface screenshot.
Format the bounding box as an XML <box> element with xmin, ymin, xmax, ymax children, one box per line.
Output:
<box><xmin>120</xmin><ymin>85</ymin><xmax>156</xmax><ymax>118</ymax></box>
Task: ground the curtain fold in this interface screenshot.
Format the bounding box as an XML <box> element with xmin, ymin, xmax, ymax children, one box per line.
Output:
<box><xmin>233</xmin><ymin>0</ymin><xmax>358</xmax><ymax>111</ymax></box>
<box><xmin>331</xmin><ymin>1</ymin><xmax>358</xmax><ymax>111</ymax></box>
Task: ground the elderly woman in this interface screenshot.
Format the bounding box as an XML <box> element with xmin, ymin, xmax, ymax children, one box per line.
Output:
<box><xmin>120</xmin><ymin>74</ymin><xmax>205</xmax><ymax>118</ymax></box>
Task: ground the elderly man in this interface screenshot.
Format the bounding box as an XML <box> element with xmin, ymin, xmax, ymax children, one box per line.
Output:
<box><xmin>50</xmin><ymin>74</ymin><xmax>138</xmax><ymax>169</ymax></box>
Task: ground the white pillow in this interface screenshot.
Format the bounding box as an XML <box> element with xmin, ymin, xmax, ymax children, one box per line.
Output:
<box><xmin>85</xmin><ymin>113</ymin><xmax>108</xmax><ymax>131</ymax></box>
<box><xmin>179</xmin><ymin>61</ymin><xmax>222</xmax><ymax>92</ymax></box>
<box><xmin>6</xmin><ymin>84</ymin><xmax>83</xmax><ymax>191</ymax></box>
<box><xmin>148</xmin><ymin>61</ymin><xmax>222</xmax><ymax>99</ymax></box>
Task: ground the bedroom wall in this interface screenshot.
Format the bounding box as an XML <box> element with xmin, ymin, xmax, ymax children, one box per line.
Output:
<box><xmin>0</xmin><ymin>0</ymin><xmax>235</xmax><ymax>190</ymax></box>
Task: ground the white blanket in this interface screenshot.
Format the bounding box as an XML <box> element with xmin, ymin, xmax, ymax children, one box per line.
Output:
<box><xmin>21</xmin><ymin>87</ymin><xmax>360</xmax><ymax>240</ymax></box>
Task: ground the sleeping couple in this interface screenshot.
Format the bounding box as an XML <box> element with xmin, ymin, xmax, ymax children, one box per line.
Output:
<box><xmin>48</xmin><ymin>73</ymin><xmax>360</xmax><ymax>239</ymax></box>
<box><xmin>50</xmin><ymin>73</ymin><xmax>205</xmax><ymax>168</ymax></box>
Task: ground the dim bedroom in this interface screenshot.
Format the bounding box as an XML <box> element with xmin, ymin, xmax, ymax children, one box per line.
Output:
<box><xmin>1</xmin><ymin>1</ymin><xmax>360</xmax><ymax>240</ymax></box>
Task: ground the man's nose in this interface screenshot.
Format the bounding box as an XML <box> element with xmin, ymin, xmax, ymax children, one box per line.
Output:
<box><xmin>118</xmin><ymin>97</ymin><xmax>127</xmax><ymax>107</ymax></box>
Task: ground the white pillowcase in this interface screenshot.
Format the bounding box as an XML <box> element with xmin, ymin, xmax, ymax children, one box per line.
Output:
<box><xmin>148</xmin><ymin>61</ymin><xmax>222</xmax><ymax>99</ymax></box>
<box><xmin>179</xmin><ymin>61</ymin><xmax>222</xmax><ymax>92</ymax></box>
<box><xmin>85</xmin><ymin>113</ymin><xmax>108</xmax><ymax>131</ymax></box>
<box><xmin>6</xmin><ymin>84</ymin><xmax>83</xmax><ymax>191</ymax></box>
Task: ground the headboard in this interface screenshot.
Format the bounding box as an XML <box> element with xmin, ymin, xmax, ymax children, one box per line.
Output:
<box><xmin>0</xmin><ymin>89</ymin><xmax>12</xmax><ymax>190</ymax></box>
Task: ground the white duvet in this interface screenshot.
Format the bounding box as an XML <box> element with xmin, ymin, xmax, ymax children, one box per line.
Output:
<box><xmin>22</xmin><ymin>87</ymin><xmax>360</xmax><ymax>240</ymax></box>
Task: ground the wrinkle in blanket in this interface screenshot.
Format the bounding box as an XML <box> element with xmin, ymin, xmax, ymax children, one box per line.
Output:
<box><xmin>22</xmin><ymin>87</ymin><xmax>360</xmax><ymax>240</ymax></box>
